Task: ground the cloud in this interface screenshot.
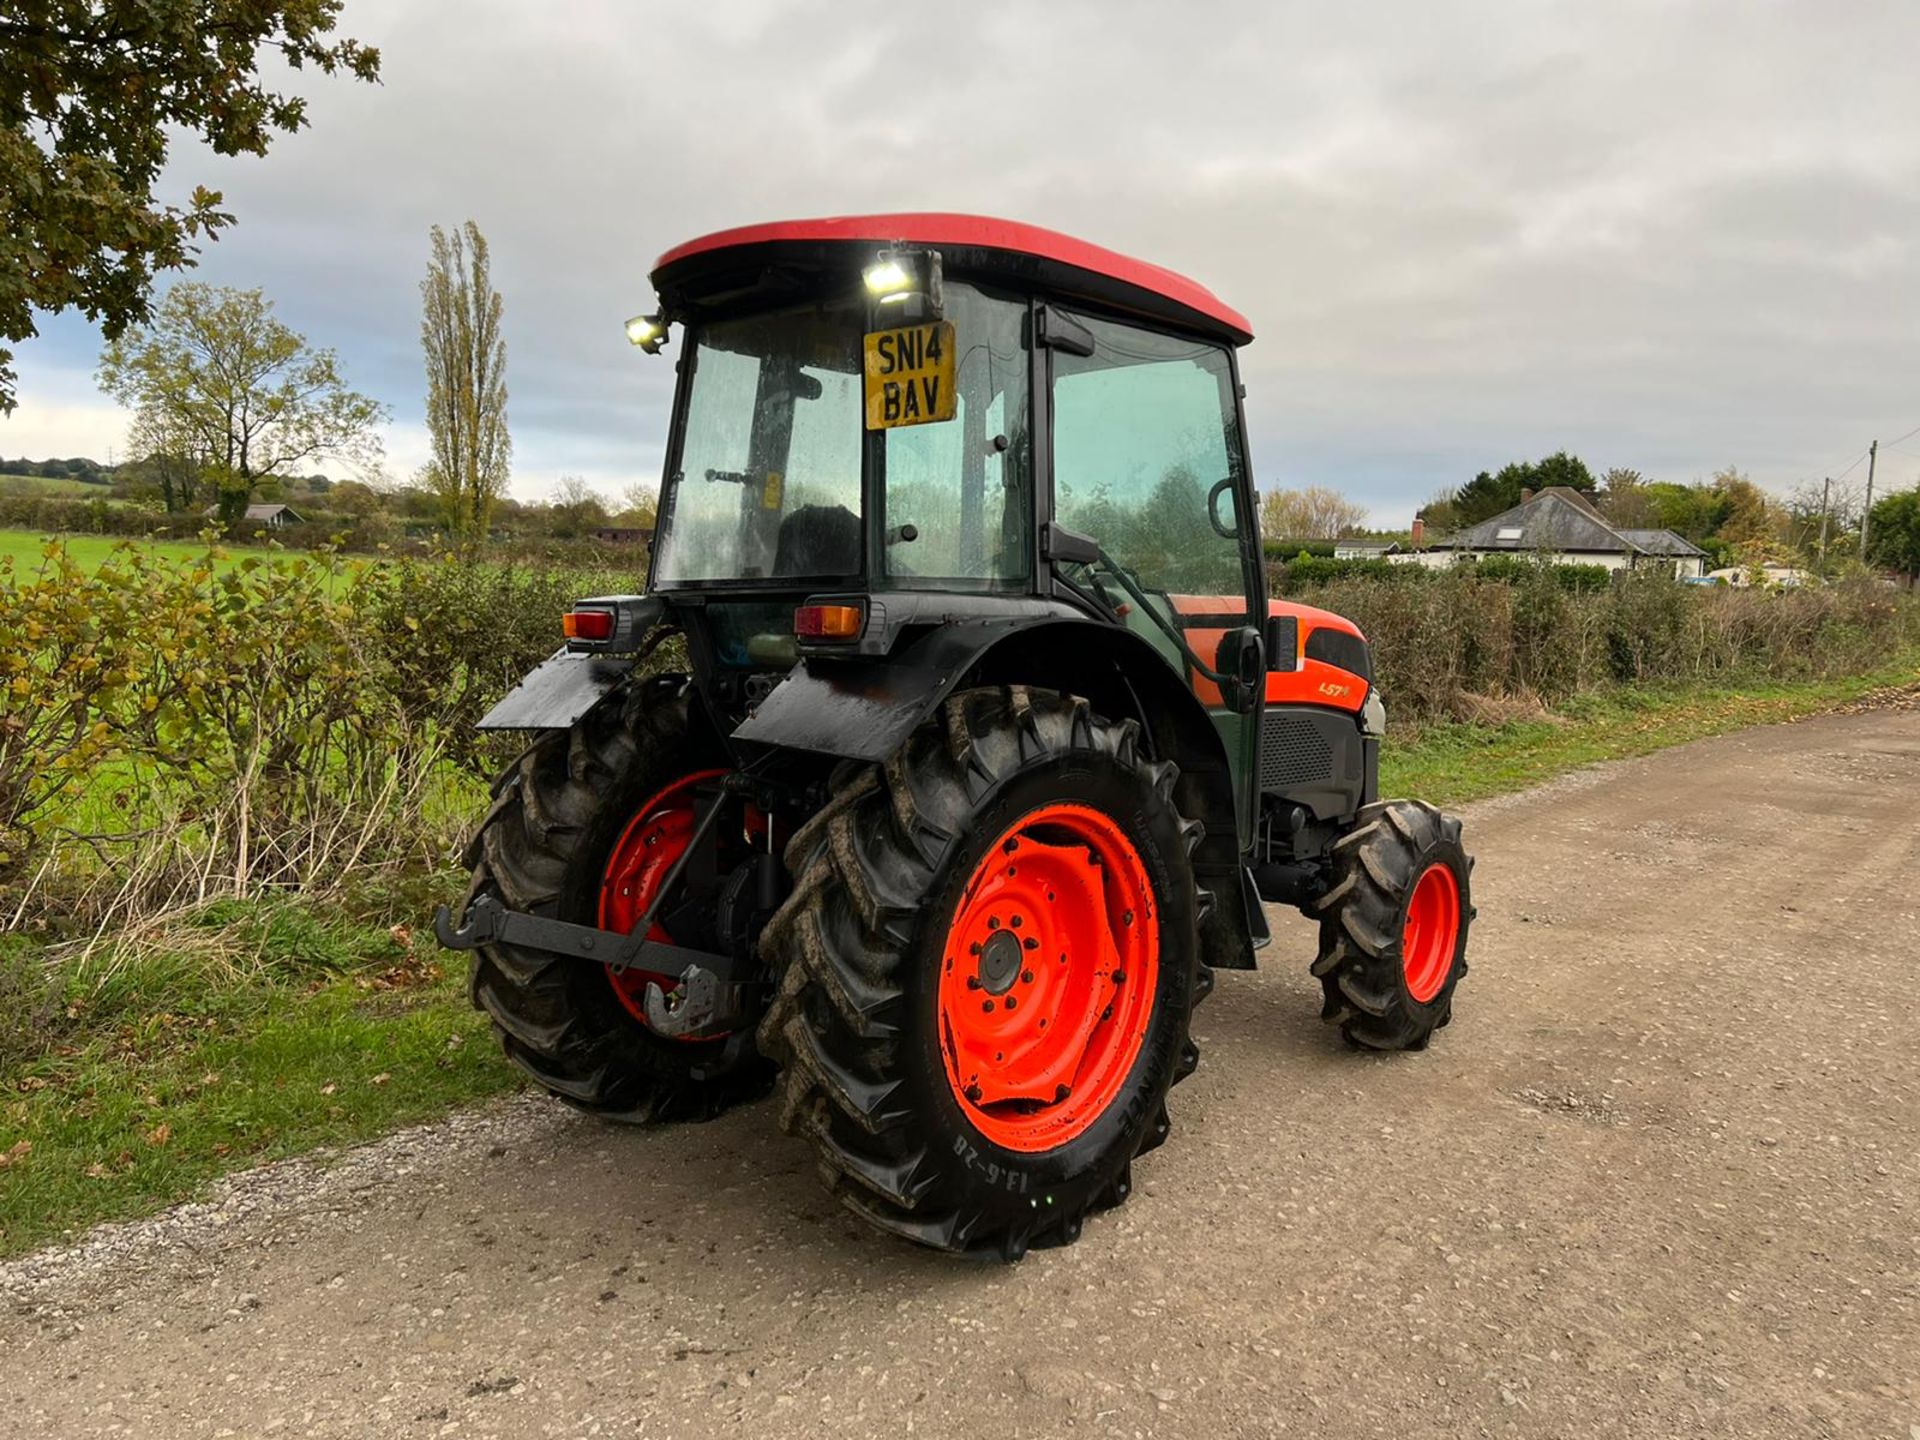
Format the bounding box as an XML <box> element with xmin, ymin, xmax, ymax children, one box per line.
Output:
<box><xmin>10</xmin><ymin>0</ymin><xmax>1920</xmax><ymax>520</ymax></box>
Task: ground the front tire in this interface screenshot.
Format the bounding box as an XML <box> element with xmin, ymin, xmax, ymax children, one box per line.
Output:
<box><xmin>757</xmin><ymin>686</ymin><xmax>1208</xmax><ymax>1259</ymax></box>
<box><xmin>1312</xmin><ymin>799</ymin><xmax>1473</xmax><ymax>1050</ymax></box>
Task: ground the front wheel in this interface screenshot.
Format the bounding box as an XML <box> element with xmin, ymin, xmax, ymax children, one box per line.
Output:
<box><xmin>1311</xmin><ymin>800</ymin><xmax>1474</xmax><ymax>1050</ymax></box>
<box><xmin>757</xmin><ymin>686</ymin><xmax>1209</xmax><ymax>1259</ymax></box>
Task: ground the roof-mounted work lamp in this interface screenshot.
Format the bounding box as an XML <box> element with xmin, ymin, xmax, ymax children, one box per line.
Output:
<box><xmin>624</xmin><ymin>311</ymin><xmax>670</xmax><ymax>354</ymax></box>
<box><xmin>862</xmin><ymin>247</ymin><xmax>943</xmax><ymax>323</ymax></box>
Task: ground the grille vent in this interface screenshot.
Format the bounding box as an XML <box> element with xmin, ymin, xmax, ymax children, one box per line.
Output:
<box><xmin>1260</xmin><ymin>713</ymin><xmax>1333</xmax><ymax>791</ymax></box>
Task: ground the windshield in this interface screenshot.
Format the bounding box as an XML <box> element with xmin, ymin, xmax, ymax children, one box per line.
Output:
<box><xmin>651</xmin><ymin>282</ymin><xmax>1033</xmax><ymax>589</ymax></box>
<box><xmin>653</xmin><ymin>303</ymin><xmax>863</xmax><ymax>584</ymax></box>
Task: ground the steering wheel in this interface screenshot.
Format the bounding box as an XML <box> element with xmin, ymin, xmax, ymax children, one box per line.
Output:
<box><xmin>1207</xmin><ymin>477</ymin><xmax>1239</xmax><ymax>539</ymax></box>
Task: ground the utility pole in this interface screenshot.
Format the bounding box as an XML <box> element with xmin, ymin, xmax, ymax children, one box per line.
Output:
<box><xmin>1818</xmin><ymin>477</ymin><xmax>1831</xmax><ymax>556</ymax></box>
<box><xmin>1860</xmin><ymin>441</ymin><xmax>1877</xmax><ymax>557</ymax></box>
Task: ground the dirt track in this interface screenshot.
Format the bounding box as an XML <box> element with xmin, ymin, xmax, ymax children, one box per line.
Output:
<box><xmin>6</xmin><ymin>706</ymin><xmax>1919</xmax><ymax>1439</ymax></box>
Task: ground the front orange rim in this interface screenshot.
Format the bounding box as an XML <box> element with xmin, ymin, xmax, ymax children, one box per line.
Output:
<box><xmin>1401</xmin><ymin>862</ymin><xmax>1461</xmax><ymax>1004</ymax></box>
<box><xmin>937</xmin><ymin>802</ymin><xmax>1160</xmax><ymax>1154</ymax></box>
<box><xmin>599</xmin><ymin>769</ymin><xmax>730</xmax><ymax>1038</ymax></box>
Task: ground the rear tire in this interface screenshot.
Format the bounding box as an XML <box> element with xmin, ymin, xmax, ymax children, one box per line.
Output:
<box><xmin>465</xmin><ymin>675</ymin><xmax>773</xmax><ymax>1122</ymax></box>
<box><xmin>757</xmin><ymin>686</ymin><xmax>1208</xmax><ymax>1259</ymax></box>
<box><xmin>1311</xmin><ymin>799</ymin><xmax>1473</xmax><ymax>1050</ymax></box>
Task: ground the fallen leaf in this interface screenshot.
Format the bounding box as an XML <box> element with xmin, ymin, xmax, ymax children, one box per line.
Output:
<box><xmin>319</xmin><ymin>1083</ymin><xmax>337</xmax><ymax>1096</ymax></box>
<box><xmin>85</xmin><ymin>1162</ymin><xmax>111</xmax><ymax>1179</ymax></box>
<box><xmin>145</xmin><ymin>1123</ymin><xmax>171</xmax><ymax>1148</ymax></box>
<box><xmin>370</xmin><ymin>1073</ymin><xmax>392</xmax><ymax>1087</ymax></box>
<box><xmin>0</xmin><ymin>1139</ymin><xmax>31</xmax><ymax>1169</ymax></box>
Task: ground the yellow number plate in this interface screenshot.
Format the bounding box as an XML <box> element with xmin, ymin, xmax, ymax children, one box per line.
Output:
<box><xmin>863</xmin><ymin>322</ymin><xmax>957</xmax><ymax>430</ymax></box>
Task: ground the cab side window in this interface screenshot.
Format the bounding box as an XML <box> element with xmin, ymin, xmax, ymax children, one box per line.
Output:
<box><xmin>1050</xmin><ymin>315</ymin><xmax>1245</xmax><ymax>598</ymax></box>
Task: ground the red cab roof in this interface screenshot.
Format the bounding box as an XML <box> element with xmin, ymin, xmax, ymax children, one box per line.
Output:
<box><xmin>652</xmin><ymin>212</ymin><xmax>1253</xmax><ymax>344</ymax></box>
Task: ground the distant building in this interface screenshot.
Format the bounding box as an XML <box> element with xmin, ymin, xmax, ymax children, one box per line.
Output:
<box><xmin>591</xmin><ymin>525</ymin><xmax>654</xmax><ymax>547</ymax></box>
<box><xmin>1332</xmin><ymin>538</ymin><xmax>1402</xmax><ymax>560</ymax></box>
<box><xmin>1403</xmin><ymin>487</ymin><xmax>1706</xmax><ymax>578</ymax></box>
<box><xmin>208</xmin><ymin>502</ymin><xmax>306</xmax><ymax>528</ymax></box>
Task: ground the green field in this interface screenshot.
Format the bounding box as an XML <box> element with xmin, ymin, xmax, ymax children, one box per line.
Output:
<box><xmin>0</xmin><ymin>526</ymin><xmax>361</xmax><ymax>577</ymax></box>
<box><xmin>0</xmin><ymin>471</ymin><xmax>108</xmax><ymax>499</ymax></box>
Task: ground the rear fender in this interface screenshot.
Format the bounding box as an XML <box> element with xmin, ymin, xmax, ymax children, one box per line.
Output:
<box><xmin>732</xmin><ymin>617</ymin><xmax>1258</xmax><ymax>969</ymax></box>
<box><xmin>477</xmin><ymin>649</ymin><xmax>640</xmax><ymax>731</ymax></box>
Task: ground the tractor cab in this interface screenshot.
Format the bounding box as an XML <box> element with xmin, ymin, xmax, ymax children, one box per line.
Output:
<box><xmin>442</xmin><ymin>216</ymin><xmax>1472</xmax><ymax>1261</ymax></box>
<box><xmin>643</xmin><ymin>214</ymin><xmax>1257</xmax><ymax>610</ymax></box>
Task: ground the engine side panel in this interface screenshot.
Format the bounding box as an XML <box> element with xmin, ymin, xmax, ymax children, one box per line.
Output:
<box><xmin>1167</xmin><ymin>594</ymin><xmax>1371</xmax><ymax>714</ymax></box>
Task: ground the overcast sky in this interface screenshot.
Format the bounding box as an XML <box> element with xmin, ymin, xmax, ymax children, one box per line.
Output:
<box><xmin>9</xmin><ymin>0</ymin><xmax>1920</xmax><ymax>523</ymax></box>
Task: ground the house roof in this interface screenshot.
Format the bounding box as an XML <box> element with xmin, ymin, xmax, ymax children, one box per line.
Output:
<box><xmin>242</xmin><ymin>503</ymin><xmax>302</xmax><ymax>521</ymax></box>
<box><xmin>1333</xmin><ymin>539</ymin><xmax>1401</xmax><ymax>554</ymax></box>
<box><xmin>1618</xmin><ymin>528</ymin><xmax>1707</xmax><ymax>557</ymax></box>
<box><xmin>1438</xmin><ymin>489</ymin><xmax>1634</xmax><ymax>554</ymax></box>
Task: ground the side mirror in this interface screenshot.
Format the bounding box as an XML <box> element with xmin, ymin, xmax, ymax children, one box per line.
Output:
<box><xmin>1213</xmin><ymin>626</ymin><xmax>1263</xmax><ymax>713</ymax></box>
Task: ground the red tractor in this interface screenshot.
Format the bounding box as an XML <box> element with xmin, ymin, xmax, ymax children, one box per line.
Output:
<box><xmin>437</xmin><ymin>215</ymin><xmax>1473</xmax><ymax>1259</ymax></box>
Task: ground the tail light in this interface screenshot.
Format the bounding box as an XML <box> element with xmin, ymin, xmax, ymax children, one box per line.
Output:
<box><xmin>793</xmin><ymin>602</ymin><xmax>863</xmax><ymax>640</ymax></box>
<box><xmin>563</xmin><ymin>608</ymin><xmax>616</xmax><ymax>642</ymax></box>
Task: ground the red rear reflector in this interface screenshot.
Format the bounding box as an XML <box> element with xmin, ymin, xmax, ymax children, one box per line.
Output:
<box><xmin>794</xmin><ymin>603</ymin><xmax>863</xmax><ymax>640</ymax></box>
<box><xmin>563</xmin><ymin>609</ymin><xmax>615</xmax><ymax>641</ymax></box>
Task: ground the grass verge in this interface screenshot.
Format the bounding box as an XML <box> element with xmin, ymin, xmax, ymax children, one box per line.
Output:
<box><xmin>3</xmin><ymin>656</ymin><xmax>1916</xmax><ymax>1259</ymax></box>
<box><xmin>1380</xmin><ymin>658</ymin><xmax>1919</xmax><ymax>807</ymax></box>
<box><xmin>0</xmin><ymin>898</ymin><xmax>519</xmax><ymax>1259</ymax></box>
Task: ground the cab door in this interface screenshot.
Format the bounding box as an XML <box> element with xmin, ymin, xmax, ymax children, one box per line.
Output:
<box><xmin>1047</xmin><ymin>310</ymin><xmax>1265</xmax><ymax>848</ymax></box>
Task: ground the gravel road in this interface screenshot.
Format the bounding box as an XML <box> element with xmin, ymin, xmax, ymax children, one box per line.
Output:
<box><xmin>6</xmin><ymin>705</ymin><xmax>1918</xmax><ymax>1439</ymax></box>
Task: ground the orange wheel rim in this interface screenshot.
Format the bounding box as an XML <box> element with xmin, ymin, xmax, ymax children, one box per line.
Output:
<box><xmin>599</xmin><ymin>769</ymin><xmax>729</xmax><ymax>1037</ymax></box>
<box><xmin>937</xmin><ymin>802</ymin><xmax>1160</xmax><ymax>1154</ymax></box>
<box><xmin>1401</xmin><ymin>862</ymin><xmax>1461</xmax><ymax>1004</ymax></box>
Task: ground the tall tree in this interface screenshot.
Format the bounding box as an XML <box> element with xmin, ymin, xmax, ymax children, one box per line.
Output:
<box><xmin>1710</xmin><ymin>466</ymin><xmax>1780</xmax><ymax>545</ymax></box>
<box><xmin>615</xmin><ymin>481</ymin><xmax>659</xmax><ymax>528</ymax></box>
<box><xmin>1260</xmin><ymin>484</ymin><xmax>1370</xmax><ymax>540</ymax></box>
<box><xmin>97</xmin><ymin>283</ymin><xmax>385</xmax><ymax>522</ymax></box>
<box><xmin>1451</xmin><ymin>451</ymin><xmax>1597</xmax><ymax>526</ymax></box>
<box><xmin>0</xmin><ymin>2</ymin><xmax>379</xmax><ymax>414</ymax></box>
<box><xmin>548</xmin><ymin>475</ymin><xmax>608</xmax><ymax>538</ymax></box>
<box><xmin>420</xmin><ymin>222</ymin><xmax>511</xmax><ymax>540</ymax></box>
<box><xmin>1866</xmin><ymin>486</ymin><xmax>1920</xmax><ymax>585</ymax></box>
<box><xmin>124</xmin><ymin>405</ymin><xmax>208</xmax><ymax>513</ymax></box>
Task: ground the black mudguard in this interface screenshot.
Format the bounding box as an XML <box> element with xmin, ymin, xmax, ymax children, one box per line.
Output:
<box><xmin>732</xmin><ymin>617</ymin><xmax>1119</xmax><ymax>761</ymax></box>
<box><xmin>477</xmin><ymin>649</ymin><xmax>639</xmax><ymax>731</ymax></box>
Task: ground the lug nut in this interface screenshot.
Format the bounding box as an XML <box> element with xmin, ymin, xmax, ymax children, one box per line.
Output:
<box><xmin>987</xmin><ymin>916</ymin><xmax>999</xmax><ymax>930</ymax></box>
<box><xmin>982</xmin><ymin>1000</ymin><xmax>995</xmax><ymax>1013</ymax></box>
<box><xmin>1021</xmin><ymin>969</ymin><xmax>1034</xmax><ymax>984</ymax></box>
<box><xmin>1005</xmin><ymin>996</ymin><xmax>1018</xmax><ymax>1010</ymax></box>
<box><xmin>966</xmin><ymin>976</ymin><xmax>981</xmax><ymax>991</ymax></box>
<box><xmin>1023</xmin><ymin>936</ymin><xmax>1038</xmax><ymax>951</ymax></box>
<box><xmin>1010</xmin><ymin>915</ymin><xmax>1022</xmax><ymax>929</ymax></box>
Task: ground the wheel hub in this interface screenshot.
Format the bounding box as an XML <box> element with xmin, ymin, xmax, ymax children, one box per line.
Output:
<box><xmin>976</xmin><ymin>928</ymin><xmax>1024</xmax><ymax>995</ymax></box>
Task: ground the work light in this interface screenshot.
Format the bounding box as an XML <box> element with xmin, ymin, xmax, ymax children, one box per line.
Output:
<box><xmin>624</xmin><ymin>312</ymin><xmax>669</xmax><ymax>353</ymax></box>
<box><xmin>862</xmin><ymin>255</ymin><xmax>913</xmax><ymax>297</ymax></box>
<box><xmin>861</xmin><ymin>248</ymin><xmax>944</xmax><ymax>321</ymax></box>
